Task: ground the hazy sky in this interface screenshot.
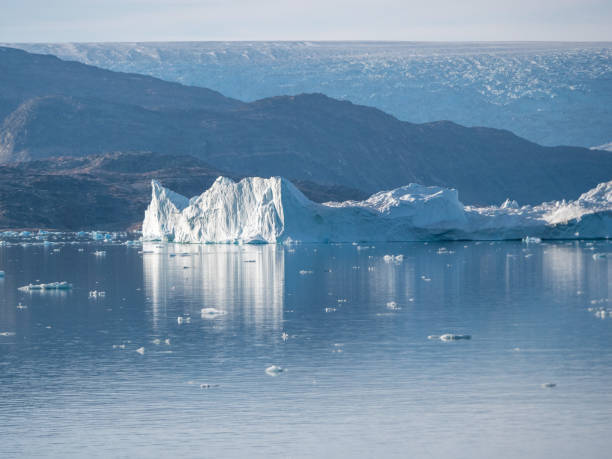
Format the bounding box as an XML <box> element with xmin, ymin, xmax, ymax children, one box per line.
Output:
<box><xmin>2</xmin><ymin>0</ymin><xmax>611</xmax><ymax>42</ymax></box>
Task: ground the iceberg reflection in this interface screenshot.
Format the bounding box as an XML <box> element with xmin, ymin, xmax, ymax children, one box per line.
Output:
<box><xmin>142</xmin><ymin>243</ymin><xmax>284</xmax><ymax>330</ymax></box>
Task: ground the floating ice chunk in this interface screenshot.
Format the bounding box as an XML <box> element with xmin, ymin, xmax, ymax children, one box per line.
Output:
<box><xmin>440</xmin><ymin>333</ymin><xmax>471</xmax><ymax>341</ymax></box>
<box><xmin>501</xmin><ymin>198</ymin><xmax>519</xmax><ymax>209</ymax></box>
<box><xmin>93</xmin><ymin>251</ymin><xmax>106</xmax><ymax>256</ymax></box>
<box><xmin>152</xmin><ymin>338</ymin><xmax>161</xmax><ymax>345</ymax></box>
<box><xmin>522</xmin><ymin>236</ymin><xmax>542</xmax><ymax>244</ymax></box>
<box><xmin>299</xmin><ymin>270</ymin><xmax>313</xmax><ymax>275</ymax></box>
<box><xmin>592</xmin><ymin>253</ymin><xmax>608</xmax><ymax>259</ymax></box>
<box><xmin>386</xmin><ymin>301</ymin><xmax>400</xmax><ymax>310</ymax></box>
<box><xmin>593</xmin><ymin>308</ymin><xmax>612</xmax><ymax>319</ymax></box>
<box><xmin>541</xmin><ymin>383</ymin><xmax>556</xmax><ymax>388</ymax></box>
<box><xmin>265</xmin><ymin>365</ymin><xmax>285</xmax><ymax>376</ymax></box>
<box><xmin>201</xmin><ymin>307</ymin><xmax>227</xmax><ymax>318</ymax></box>
<box><xmin>164</xmin><ymin>338</ymin><xmax>171</xmax><ymax>345</ymax></box>
<box><xmin>18</xmin><ymin>281</ymin><xmax>73</xmax><ymax>291</ymax></box>
<box><xmin>383</xmin><ymin>254</ymin><xmax>404</xmax><ymax>262</ymax></box>
<box><xmin>91</xmin><ymin>231</ymin><xmax>105</xmax><ymax>241</ymax></box>
<box><xmin>325</xmin><ymin>307</ymin><xmax>336</xmax><ymax>313</ymax></box>
<box><xmin>200</xmin><ymin>383</ymin><xmax>219</xmax><ymax>389</ymax></box>
<box><xmin>177</xmin><ymin>316</ymin><xmax>191</xmax><ymax>324</ymax></box>
<box><xmin>112</xmin><ymin>344</ymin><xmax>126</xmax><ymax>349</ymax></box>
<box><xmin>16</xmin><ymin>303</ymin><xmax>27</xmax><ymax>310</ymax></box>
<box><xmin>0</xmin><ymin>331</ymin><xmax>16</xmax><ymax>336</ymax></box>
<box><xmin>281</xmin><ymin>332</ymin><xmax>289</xmax><ymax>341</ymax></box>
<box><xmin>136</xmin><ymin>347</ymin><xmax>145</xmax><ymax>355</ymax></box>
<box><xmin>421</xmin><ymin>275</ymin><xmax>431</xmax><ymax>282</ymax></box>
<box><xmin>88</xmin><ymin>290</ymin><xmax>106</xmax><ymax>298</ymax></box>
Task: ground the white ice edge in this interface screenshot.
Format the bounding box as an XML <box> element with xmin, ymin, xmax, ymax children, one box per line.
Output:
<box><xmin>142</xmin><ymin>176</ymin><xmax>612</xmax><ymax>244</ymax></box>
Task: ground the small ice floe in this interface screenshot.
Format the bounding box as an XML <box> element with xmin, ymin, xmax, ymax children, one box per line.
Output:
<box><xmin>590</xmin><ymin>307</ymin><xmax>612</xmax><ymax>319</ymax></box>
<box><xmin>589</xmin><ymin>299</ymin><xmax>609</xmax><ymax>305</ymax></box>
<box><xmin>592</xmin><ymin>253</ymin><xmax>608</xmax><ymax>260</ymax></box>
<box><xmin>352</xmin><ymin>266</ymin><xmax>360</xmax><ymax>270</ymax></box>
<box><xmin>337</xmin><ymin>299</ymin><xmax>347</xmax><ymax>303</ymax></box>
<box><xmin>93</xmin><ymin>251</ymin><xmax>107</xmax><ymax>256</ymax></box>
<box><xmin>112</xmin><ymin>344</ymin><xmax>126</xmax><ymax>349</ymax></box>
<box><xmin>135</xmin><ymin>347</ymin><xmax>145</xmax><ymax>355</ymax></box>
<box><xmin>428</xmin><ymin>334</ymin><xmax>471</xmax><ymax>341</ymax></box>
<box><xmin>541</xmin><ymin>383</ymin><xmax>556</xmax><ymax>389</ymax></box>
<box><xmin>152</xmin><ymin>338</ymin><xmax>161</xmax><ymax>345</ymax></box>
<box><xmin>88</xmin><ymin>290</ymin><xmax>106</xmax><ymax>298</ymax></box>
<box><xmin>16</xmin><ymin>303</ymin><xmax>27</xmax><ymax>310</ymax></box>
<box><xmin>0</xmin><ymin>331</ymin><xmax>16</xmax><ymax>336</ymax></box>
<box><xmin>200</xmin><ymin>383</ymin><xmax>220</xmax><ymax>389</ymax></box>
<box><xmin>325</xmin><ymin>307</ymin><xmax>336</xmax><ymax>313</ymax></box>
<box><xmin>421</xmin><ymin>275</ymin><xmax>431</xmax><ymax>282</ymax></box>
<box><xmin>177</xmin><ymin>316</ymin><xmax>191</xmax><ymax>324</ymax></box>
<box><xmin>437</xmin><ymin>247</ymin><xmax>455</xmax><ymax>255</ymax></box>
<box><xmin>299</xmin><ymin>270</ymin><xmax>313</xmax><ymax>275</ymax></box>
<box><xmin>77</xmin><ymin>248</ymin><xmax>85</xmax><ymax>252</ymax></box>
<box><xmin>383</xmin><ymin>254</ymin><xmax>404</xmax><ymax>263</ymax></box>
<box><xmin>265</xmin><ymin>365</ymin><xmax>285</xmax><ymax>376</ymax></box>
<box><xmin>281</xmin><ymin>332</ymin><xmax>289</xmax><ymax>341</ymax></box>
<box><xmin>522</xmin><ymin>236</ymin><xmax>541</xmax><ymax>244</ymax></box>
<box><xmin>18</xmin><ymin>281</ymin><xmax>73</xmax><ymax>291</ymax></box>
<box><xmin>386</xmin><ymin>301</ymin><xmax>400</xmax><ymax>310</ymax></box>
<box><xmin>201</xmin><ymin>308</ymin><xmax>227</xmax><ymax>318</ymax></box>
<box><xmin>164</xmin><ymin>338</ymin><xmax>171</xmax><ymax>345</ymax></box>
<box><xmin>440</xmin><ymin>334</ymin><xmax>471</xmax><ymax>341</ymax></box>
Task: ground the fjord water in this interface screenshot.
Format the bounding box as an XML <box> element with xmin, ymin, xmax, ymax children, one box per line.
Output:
<box><xmin>1</xmin><ymin>240</ymin><xmax>611</xmax><ymax>458</ymax></box>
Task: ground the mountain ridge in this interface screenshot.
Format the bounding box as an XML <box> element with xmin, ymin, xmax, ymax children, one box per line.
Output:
<box><xmin>0</xmin><ymin>45</ymin><xmax>610</xmax><ymax>209</ymax></box>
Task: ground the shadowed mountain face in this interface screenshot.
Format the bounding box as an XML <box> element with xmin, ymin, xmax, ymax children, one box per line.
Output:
<box><xmin>0</xmin><ymin>152</ymin><xmax>366</xmax><ymax>231</ymax></box>
<box><xmin>0</xmin><ymin>46</ymin><xmax>610</xmax><ymax>210</ymax></box>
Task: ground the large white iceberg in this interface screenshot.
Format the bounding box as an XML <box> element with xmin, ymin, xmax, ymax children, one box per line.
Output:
<box><xmin>142</xmin><ymin>177</ymin><xmax>612</xmax><ymax>243</ymax></box>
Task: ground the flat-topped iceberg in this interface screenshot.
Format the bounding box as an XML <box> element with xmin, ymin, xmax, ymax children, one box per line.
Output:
<box><xmin>142</xmin><ymin>177</ymin><xmax>612</xmax><ymax>243</ymax></box>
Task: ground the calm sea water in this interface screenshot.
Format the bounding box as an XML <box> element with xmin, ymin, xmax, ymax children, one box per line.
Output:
<box><xmin>1</xmin><ymin>239</ymin><xmax>611</xmax><ymax>458</ymax></box>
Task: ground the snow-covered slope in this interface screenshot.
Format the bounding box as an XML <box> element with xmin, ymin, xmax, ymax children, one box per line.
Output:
<box><xmin>143</xmin><ymin>177</ymin><xmax>612</xmax><ymax>243</ymax></box>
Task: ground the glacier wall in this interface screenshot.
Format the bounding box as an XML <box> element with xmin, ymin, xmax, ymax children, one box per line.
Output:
<box><xmin>142</xmin><ymin>177</ymin><xmax>612</xmax><ymax>243</ymax></box>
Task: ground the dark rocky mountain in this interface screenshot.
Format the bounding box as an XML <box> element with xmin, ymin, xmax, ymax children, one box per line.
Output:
<box><xmin>0</xmin><ymin>152</ymin><xmax>365</xmax><ymax>230</ymax></box>
<box><xmin>0</xmin><ymin>46</ymin><xmax>610</xmax><ymax>215</ymax></box>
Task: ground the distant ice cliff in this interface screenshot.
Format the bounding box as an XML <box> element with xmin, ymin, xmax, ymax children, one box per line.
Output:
<box><xmin>143</xmin><ymin>177</ymin><xmax>612</xmax><ymax>243</ymax></box>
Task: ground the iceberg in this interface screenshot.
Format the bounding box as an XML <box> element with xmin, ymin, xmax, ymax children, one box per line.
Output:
<box><xmin>142</xmin><ymin>177</ymin><xmax>612</xmax><ymax>244</ymax></box>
